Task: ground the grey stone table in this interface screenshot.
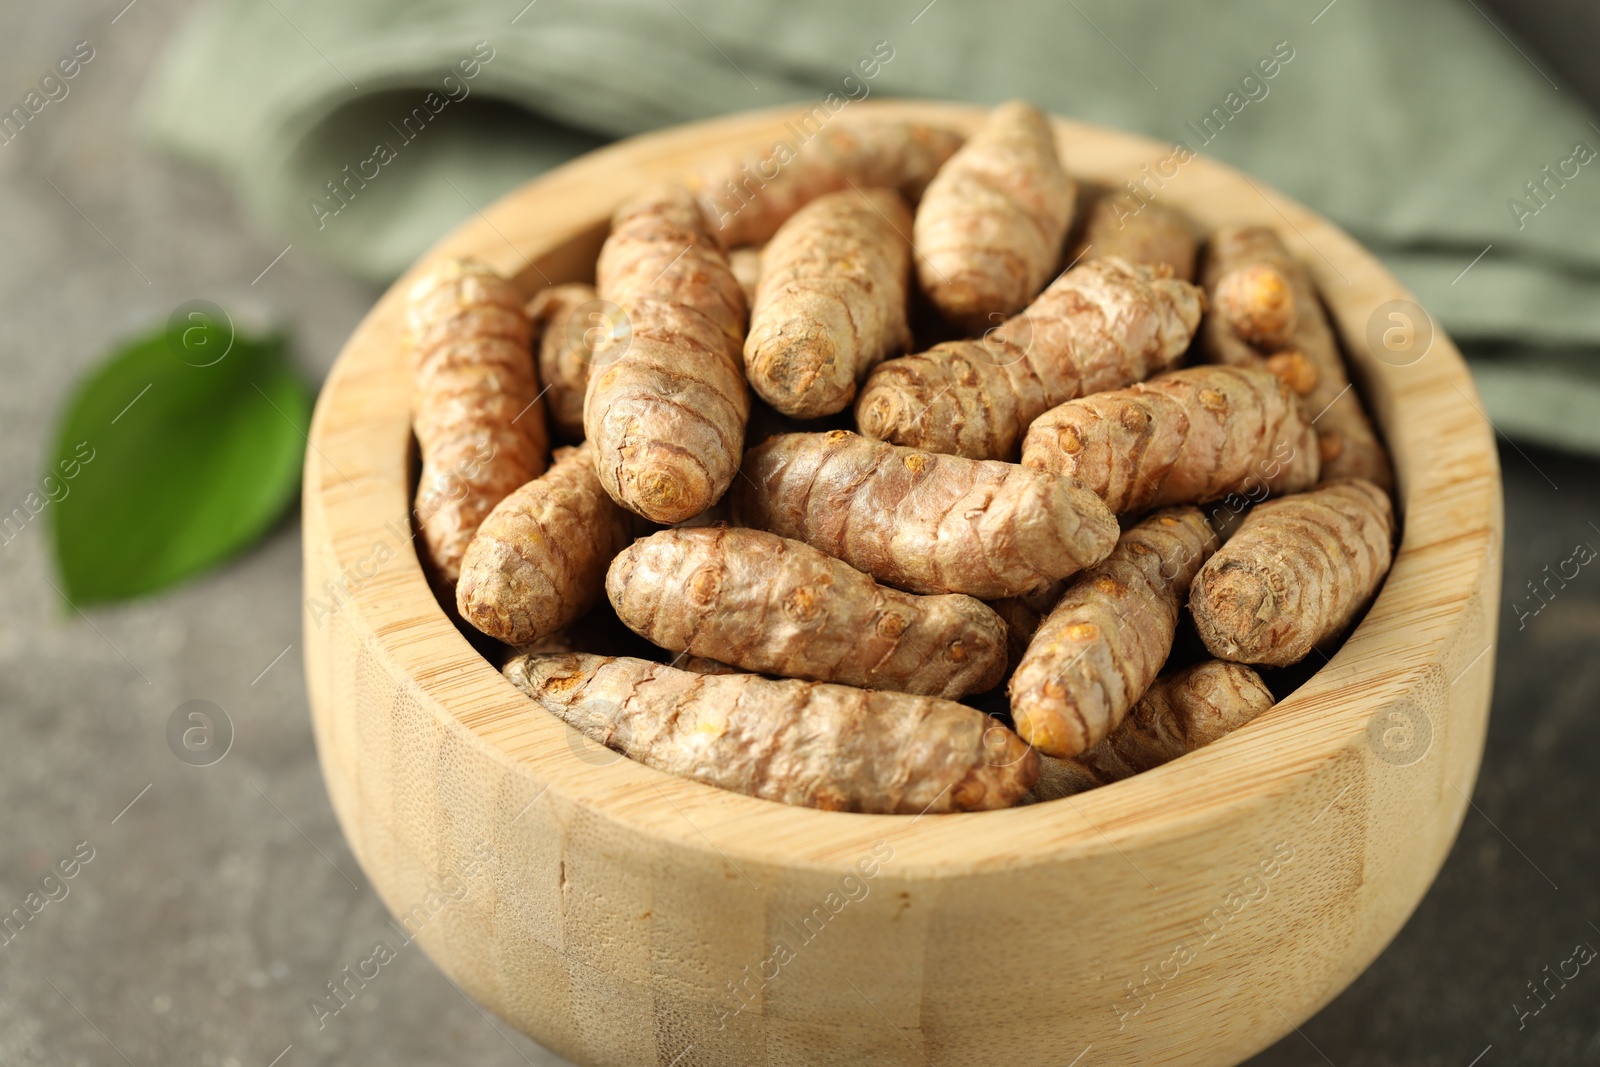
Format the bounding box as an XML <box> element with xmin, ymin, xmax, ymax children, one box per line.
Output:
<box><xmin>1</xmin><ymin>2</ymin><xmax>1595</xmax><ymax>1065</ymax></box>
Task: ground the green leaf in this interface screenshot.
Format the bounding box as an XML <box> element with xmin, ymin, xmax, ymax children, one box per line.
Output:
<box><xmin>46</xmin><ymin>311</ymin><xmax>311</xmax><ymax>604</ymax></box>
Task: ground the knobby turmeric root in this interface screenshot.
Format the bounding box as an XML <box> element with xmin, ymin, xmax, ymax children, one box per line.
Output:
<box><xmin>1029</xmin><ymin>660</ymin><xmax>1274</xmax><ymax>800</ymax></box>
<box><xmin>1073</xmin><ymin>191</ymin><xmax>1199</xmax><ymax>281</ymax></box>
<box><xmin>1200</xmin><ymin>226</ymin><xmax>1392</xmax><ymax>489</ymax></box>
<box><xmin>607</xmin><ymin>527</ymin><xmax>1007</xmax><ymax>698</ymax></box>
<box><xmin>503</xmin><ymin>653</ymin><xmax>1039</xmax><ymax>812</ymax></box>
<box><xmin>1021</xmin><ymin>365</ymin><xmax>1320</xmax><ymax>514</ymax></box>
<box><xmin>1264</xmin><ymin>350</ymin><xmax>1319</xmax><ymax>397</ymax></box>
<box><xmin>527</xmin><ymin>283</ymin><xmax>599</xmax><ymax>443</ymax></box>
<box><xmin>587</xmin><ymin>183</ymin><xmax>749</xmax><ymax>523</ymax></box>
<box><xmin>914</xmin><ymin>100</ymin><xmax>1076</xmax><ymax>330</ymax></box>
<box><xmin>1010</xmin><ymin>508</ymin><xmax>1219</xmax><ymax>757</ymax></box>
<box><xmin>1190</xmin><ymin>477</ymin><xmax>1393</xmax><ymax>666</ymax></box>
<box><xmin>745</xmin><ymin>188</ymin><xmax>913</xmax><ymax>418</ymax></box>
<box><xmin>457</xmin><ymin>444</ymin><xmax>643</xmax><ymax>646</ymax></box>
<box><xmin>1214</xmin><ymin>263</ymin><xmax>1297</xmax><ymax>349</ymax></box>
<box><xmin>854</xmin><ymin>257</ymin><xmax>1204</xmax><ymax>459</ymax></box>
<box><xmin>408</xmin><ymin>259</ymin><xmax>549</xmax><ymax>584</ymax></box>
<box><xmin>734</xmin><ymin>430</ymin><xmax>1119</xmax><ymax>599</ymax></box>
<box><xmin>691</xmin><ymin>119</ymin><xmax>965</xmax><ymax>248</ymax></box>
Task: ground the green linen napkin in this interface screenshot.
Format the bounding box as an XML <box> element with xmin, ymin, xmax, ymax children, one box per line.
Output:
<box><xmin>141</xmin><ymin>0</ymin><xmax>1600</xmax><ymax>451</ymax></box>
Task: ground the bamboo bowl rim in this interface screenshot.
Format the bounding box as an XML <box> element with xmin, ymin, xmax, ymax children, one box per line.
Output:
<box><xmin>305</xmin><ymin>99</ymin><xmax>1499</xmax><ymax>878</ymax></box>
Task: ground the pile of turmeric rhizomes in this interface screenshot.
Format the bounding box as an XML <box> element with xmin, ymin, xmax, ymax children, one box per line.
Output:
<box><xmin>405</xmin><ymin>102</ymin><xmax>1394</xmax><ymax>814</ymax></box>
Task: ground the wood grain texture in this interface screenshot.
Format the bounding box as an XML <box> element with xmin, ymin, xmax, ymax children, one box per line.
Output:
<box><xmin>302</xmin><ymin>101</ymin><xmax>1500</xmax><ymax>1067</ymax></box>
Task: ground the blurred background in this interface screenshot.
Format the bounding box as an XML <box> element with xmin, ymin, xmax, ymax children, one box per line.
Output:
<box><xmin>3</xmin><ymin>1</ymin><xmax>1598</xmax><ymax>1064</ymax></box>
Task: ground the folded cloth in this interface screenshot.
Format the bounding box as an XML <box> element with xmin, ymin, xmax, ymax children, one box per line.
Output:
<box><xmin>140</xmin><ymin>0</ymin><xmax>1600</xmax><ymax>451</ymax></box>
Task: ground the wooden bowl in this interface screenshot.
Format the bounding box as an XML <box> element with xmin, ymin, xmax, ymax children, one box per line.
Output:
<box><xmin>303</xmin><ymin>101</ymin><xmax>1500</xmax><ymax>1066</ymax></box>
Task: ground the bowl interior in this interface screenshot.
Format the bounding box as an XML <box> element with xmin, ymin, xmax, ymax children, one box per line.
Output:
<box><xmin>307</xmin><ymin>100</ymin><xmax>1498</xmax><ymax>875</ymax></box>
